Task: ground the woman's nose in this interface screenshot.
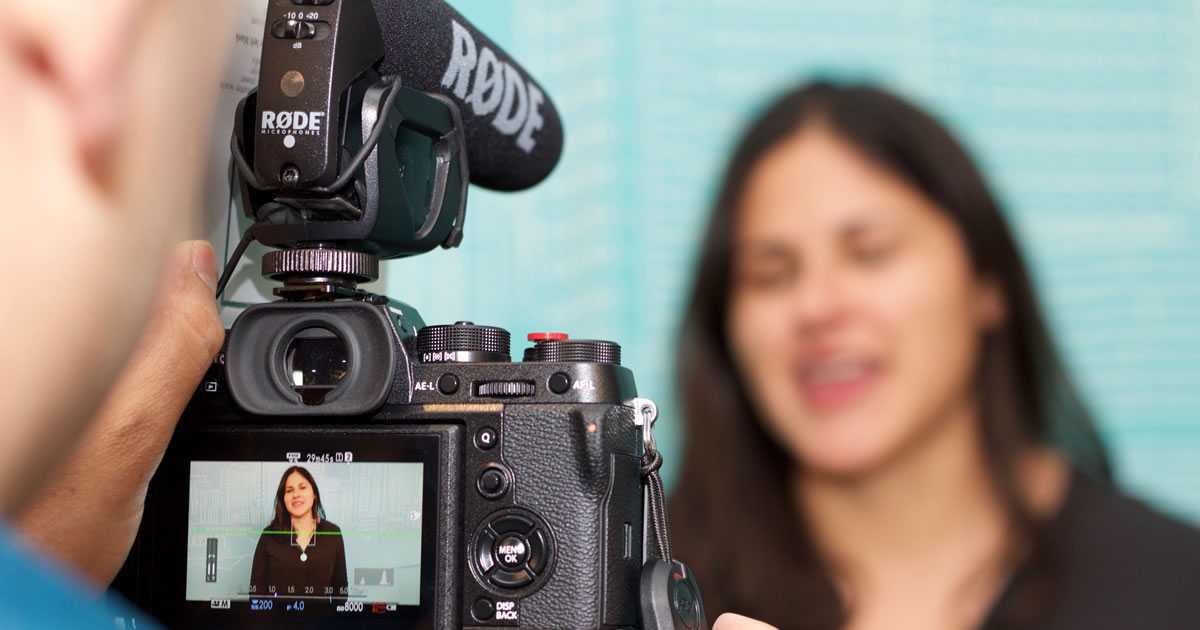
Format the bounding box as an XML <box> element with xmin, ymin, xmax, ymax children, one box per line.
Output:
<box><xmin>789</xmin><ymin>264</ymin><xmax>848</xmax><ymax>331</ymax></box>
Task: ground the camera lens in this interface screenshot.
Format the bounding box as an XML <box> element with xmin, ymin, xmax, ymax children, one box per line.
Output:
<box><xmin>284</xmin><ymin>327</ymin><xmax>348</xmax><ymax>406</ymax></box>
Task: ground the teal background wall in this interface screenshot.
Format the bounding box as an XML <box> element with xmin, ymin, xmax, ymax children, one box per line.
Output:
<box><xmin>379</xmin><ymin>1</ymin><xmax>1200</xmax><ymax>520</ymax></box>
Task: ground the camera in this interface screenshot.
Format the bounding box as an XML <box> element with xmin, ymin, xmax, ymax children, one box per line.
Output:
<box><xmin>124</xmin><ymin>311</ymin><xmax>655</xmax><ymax>630</ymax></box>
<box><xmin>115</xmin><ymin>1</ymin><xmax>705</xmax><ymax>629</ymax></box>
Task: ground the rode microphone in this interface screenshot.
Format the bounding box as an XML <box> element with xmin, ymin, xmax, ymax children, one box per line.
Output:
<box><xmin>372</xmin><ymin>0</ymin><xmax>564</xmax><ymax>192</ymax></box>
<box><xmin>232</xmin><ymin>0</ymin><xmax>562</xmax><ymax>261</ymax></box>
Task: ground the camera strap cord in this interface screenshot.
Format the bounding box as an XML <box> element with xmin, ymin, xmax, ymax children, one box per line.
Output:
<box><xmin>633</xmin><ymin>398</ymin><xmax>673</xmax><ymax>563</ymax></box>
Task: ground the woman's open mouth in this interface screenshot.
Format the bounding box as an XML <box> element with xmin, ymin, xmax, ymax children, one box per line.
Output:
<box><xmin>795</xmin><ymin>354</ymin><xmax>881</xmax><ymax>411</ymax></box>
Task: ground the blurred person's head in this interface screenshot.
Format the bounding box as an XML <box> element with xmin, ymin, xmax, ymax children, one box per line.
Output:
<box><xmin>669</xmin><ymin>81</ymin><xmax>1109</xmax><ymax>624</ymax></box>
<box><xmin>0</xmin><ymin>3</ymin><xmax>229</xmax><ymax>513</ymax></box>
<box><xmin>726</xmin><ymin>118</ymin><xmax>1005</xmax><ymax>479</ymax></box>
<box><xmin>273</xmin><ymin>466</ymin><xmax>327</xmax><ymax>527</ymax></box>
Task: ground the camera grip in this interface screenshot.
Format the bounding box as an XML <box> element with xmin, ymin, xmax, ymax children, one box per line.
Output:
<box><xmin>499</xmin><ymin>404</ymin><xmax>643</xmax><ymax>628</ymax></box>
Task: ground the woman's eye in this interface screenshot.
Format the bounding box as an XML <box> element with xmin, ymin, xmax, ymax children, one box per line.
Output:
<box><xmin>737</xmin><ymin>264</ymin><xmax>793</xmax><ymax>289</ymax></box>
<box><xmin>850</xmin><ymin>240</ymin><xmax>896</xmax><ymax>265</ymax></box>
<box><xmin>733</xmin><ymin>248</ymin><xmax>796</xmax><ymax>289</ymax></box>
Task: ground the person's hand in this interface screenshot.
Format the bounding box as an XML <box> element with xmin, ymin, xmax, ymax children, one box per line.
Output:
<box><xmin>0</xmin><ymin>2</ymin><xmax>230</xmax><ymax>512</ymax></box>
<box><xmin>15</xmin><ymin>240</ymin><xmax>225</xmax><ymax>588</ymax></box>
<box><xmin>713</xmin><ymin>613</ymin><xmax>780</xmax><ymax>630</ymax></box>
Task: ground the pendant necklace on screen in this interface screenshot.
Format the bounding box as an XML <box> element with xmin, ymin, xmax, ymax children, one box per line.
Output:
<box><xmin>294</xmin><ymin>518</ymin><xmax>316</xmax><ymax>562</ymax></box>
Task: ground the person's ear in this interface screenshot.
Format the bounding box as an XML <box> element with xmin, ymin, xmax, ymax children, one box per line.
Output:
<box><xmin>973</xmin><ymin>274</ymin><xmax>1007</xmax><ymax>331</ymax></box>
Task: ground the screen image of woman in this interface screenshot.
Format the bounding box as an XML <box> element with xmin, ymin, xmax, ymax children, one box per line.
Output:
<box><xmin>250</xmin><ymin>466</ymin><xmax>349</xmax><ymax>598</ymax></box>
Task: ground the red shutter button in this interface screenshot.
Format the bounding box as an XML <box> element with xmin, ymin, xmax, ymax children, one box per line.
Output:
<box><xmin>527</xmin><ymin>332</ymin><xmax>568</xmax><ymax>342</ymax></box>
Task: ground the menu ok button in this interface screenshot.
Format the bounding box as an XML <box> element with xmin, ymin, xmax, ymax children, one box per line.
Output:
<box><xmin>494</xmin><ymin>536</ymin><xmax>529</xmax><ymax>570</ymax></box>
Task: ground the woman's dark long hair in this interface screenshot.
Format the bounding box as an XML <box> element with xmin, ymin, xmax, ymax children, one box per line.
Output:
<box><xmin>667</xmin><ymin>81</ymin><xmax>1111</xmax><ymax>628</ymax></box>
<box><xmin>267</xmin><ymin>465</ymin><xmax>328</xmax><ymax>537</ymax></box>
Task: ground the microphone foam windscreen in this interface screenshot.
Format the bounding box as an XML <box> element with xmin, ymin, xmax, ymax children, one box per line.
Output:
<box><xmin>371</xmin><ymin>0</ymin><xmax>564</xmax><ymax>191</ymax></box>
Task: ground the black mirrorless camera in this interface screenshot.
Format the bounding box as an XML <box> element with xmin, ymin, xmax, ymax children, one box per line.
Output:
<box><xmin>115</xmin><ymin>1</ymin><xmax>706</xmax><ymax>629</ymax></box>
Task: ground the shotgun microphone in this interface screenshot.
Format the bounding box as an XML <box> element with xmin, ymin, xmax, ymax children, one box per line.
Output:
<box><xmin>371</xmin><ymin>0</ymin><xmax>563</xmax><ymax>191</ymax></box>
<box><xmin>234</xmin><ymin>0</ymin><xmax>564</xmax><ymax>258</ymax></box>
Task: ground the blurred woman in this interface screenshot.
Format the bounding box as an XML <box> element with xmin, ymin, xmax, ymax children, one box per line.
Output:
<box><xmin>669</xmin><ymin>82</ymin><xmax>1200</xmax><ymax>630</ymax></box>
<box><xmin>250</xmin><ymin>466</ymin><xmax>348</xmax><ymax>599</ymax></box>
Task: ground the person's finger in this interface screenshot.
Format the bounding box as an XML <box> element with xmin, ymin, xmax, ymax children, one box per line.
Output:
<box><xmin>15</xmin><ymin>241</ymin><xmax>224</xmax><ymax>587</ymax></box>
<box><xmin>713</xmin><ymin>613</ymin><xmax>781</xmax><ymax>630</ymax></box>
<box><xmin>95</xmin><ymin>240</ymin><xmax>225</xmax><ymax>473</ymax></box>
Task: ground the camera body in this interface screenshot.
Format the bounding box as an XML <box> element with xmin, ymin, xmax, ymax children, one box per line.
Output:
<box><xmin>119</xmin><ymin>301</ymin><xmax>650</xmax><ymax>629</ymax></box>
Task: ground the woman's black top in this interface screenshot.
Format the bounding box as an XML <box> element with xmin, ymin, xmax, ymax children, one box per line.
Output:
<box><xmin>249</xmin><ymin>519</ymin><xmax>349</xmax><ymax>599</ymax></box>
<box><xmin>980</xmin><ymin>469</ymin><xmax>1200</xmax><ymax>629</ymax></box>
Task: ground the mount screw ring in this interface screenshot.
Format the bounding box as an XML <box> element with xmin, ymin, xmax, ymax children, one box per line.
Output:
<box><xmin>263</xmin><ymin>248</ymin><xmax>379</xmax><ymax>282</ymax></box>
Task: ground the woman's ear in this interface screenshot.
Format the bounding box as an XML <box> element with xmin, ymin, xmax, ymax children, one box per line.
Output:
<box><xmin>973</xmin><ymin>275</ymin><xmax>1008</xmax><ymax>331</ymax></box>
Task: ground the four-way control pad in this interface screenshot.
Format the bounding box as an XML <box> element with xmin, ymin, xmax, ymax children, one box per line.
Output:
<box><xmin>470</xmin><ymin>509</ymin><xmax>554</xmax><ymax>595</ymax></box>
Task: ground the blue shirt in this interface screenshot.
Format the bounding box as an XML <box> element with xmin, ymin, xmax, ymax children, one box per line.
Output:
<box><xmin>0</xmin><ymin>522</ymin><xmax>160</xmax><ymax>629</ymax></box>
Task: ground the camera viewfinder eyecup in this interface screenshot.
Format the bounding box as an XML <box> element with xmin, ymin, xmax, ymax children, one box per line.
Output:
<box><xmin>225</xmin><ymin>301</ymin><xmax>400</xmax><ymax>416</ymax></box>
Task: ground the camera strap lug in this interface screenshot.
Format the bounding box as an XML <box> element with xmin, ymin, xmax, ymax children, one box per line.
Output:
<box><xmin>632</xmin><ymin>397</ymin><xmax>658</xmax><ymax>454</ymax></box>
<box><xmin>634</xmin><ymin>398</ymin><xmax>710</xmax><ymax>630</ymax></box>
<box><xmin>632</xmin><ymin>398</ymin><xmax>672</xmax><ymax>562</ymax></box>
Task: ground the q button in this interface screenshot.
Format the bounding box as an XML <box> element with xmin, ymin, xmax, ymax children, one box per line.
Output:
<box><xmin>475</xmin><ymin>427</ymin><xmax>498</xmax><ymax>451</ymax></box>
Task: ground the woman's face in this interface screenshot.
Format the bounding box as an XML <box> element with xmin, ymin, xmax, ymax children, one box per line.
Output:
<box><xmin>726</xmin><ymin>125</ymin><xmax>1003</xmax><ymax>478</ymax></box>
<box><xmin>284</xmin><ymin>472</ymin><xmax>316</xmax><ymax>519</ymax></box>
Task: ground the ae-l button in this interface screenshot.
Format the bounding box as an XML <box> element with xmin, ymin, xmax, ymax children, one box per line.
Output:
<box><xmin>437</xmin><ymin>373</ymin><xmax>460</xmax><ymax>395</ymax></box>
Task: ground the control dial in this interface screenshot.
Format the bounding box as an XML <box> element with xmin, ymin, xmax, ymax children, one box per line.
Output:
<box><xmin>418</xmin><ymin>322</ymin><xmax>510</xmax><ymax>363</ymax></box>
<box><xmin>476</xmin><ymin>381</ymin><xmax>536</xmax><ymax>397</ymax></box>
